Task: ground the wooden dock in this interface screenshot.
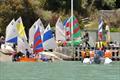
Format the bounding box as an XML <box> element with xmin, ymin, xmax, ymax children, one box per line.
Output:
<box><xmin>55</xmin><ymin>47</ymin><xmax>120</xmax><ymax>61</ymax></box>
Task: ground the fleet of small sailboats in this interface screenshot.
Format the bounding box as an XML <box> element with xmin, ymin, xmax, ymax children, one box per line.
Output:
<box><xmin>5</xmin><ymin>16</ymin><xmax>82</xmax><ymax>54</ymax></box>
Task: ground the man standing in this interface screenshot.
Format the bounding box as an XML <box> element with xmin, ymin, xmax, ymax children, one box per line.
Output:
<box><xmin>26</xmin><ymin>49</ymin><xmax>30</xmax><ymax>58</ymax></box>
<box><xmin>83</xmin><ymin>30</ymin><xmax>90</xmax><ymax>48</ymax></box>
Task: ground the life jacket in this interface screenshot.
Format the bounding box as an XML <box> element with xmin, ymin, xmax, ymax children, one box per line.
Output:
<box><xmin>81</xmin><ymin>51</ymin><xmax>86</xmax><ymax>58</ymax></box>
<box><xmin>90</xmin><ymin>51</ymin><xmax>95</xmax><ymax>58</ymax></box>
<box><xmin>96</xmin><ymin>41</ymin><xmax>103</xmax><ymax>48</ymax></box>
<box><xmin>104</xmin><ymin>50</ymin><xmax>112</xmax><ymax>58</ymax></box>
<box><xmin>85</xmin><ymin>50</ymin><xmax>90</xmax><ymax>57</ymax></box>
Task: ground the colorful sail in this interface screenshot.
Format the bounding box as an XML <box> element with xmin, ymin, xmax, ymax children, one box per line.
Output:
<box><xmin>15</xmin><ymin>17</ymin><xmax>27</xmax><ymax>40</ymax></box>
<box><xmin>55</xmin><ymin>17</ymin><xmax>65</xmax><ymax>41</ymax></box>
<box><xmin>29</xmin><ymin>18</ymin><xmax>44</xmax><ymax>46</ymax></box>
<box><xmin>43</xmin><ymin>24</ymin><xmax>57</xmax><ymax>50</ymax></box>
<box><xmin>98</xmin><ymin>17</ymin><xmax>103</xmax><ymax>41</ymax></box>
<box><xmin>5</xmin><ymin>19</ymin><xmax>17</xmax><ymax>43</ymax></box>
<box><xmin>33</xmin><ymin>26</ymin><xmax>43</xmax><ymax>54</ymax></box>
<box><xmin>65</xmin><ymin>16</ymin><xmax>81</xmax><ymax>41</ymax></box>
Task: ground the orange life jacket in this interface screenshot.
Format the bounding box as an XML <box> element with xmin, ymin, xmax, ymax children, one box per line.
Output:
<box><xmin>104</xmin><ymin>50</ymin><xmax>112</xmax><ymax>58</ymax></box>
<box><xmin>81</xmin><ymin>51</ymin><xmax>86</xmax><ymax>58</ymax></box>
<box><xmin>90</xmin><ymin>51</ymin><xmax>95</xmax><ymax>58</ymax></box>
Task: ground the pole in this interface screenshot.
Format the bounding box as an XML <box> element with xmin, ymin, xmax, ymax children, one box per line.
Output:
<box><xmin>71</xmin><ymin>0</ymin><xmax>73</xmax><ymax>37</ymax></box>
<box><xmin>71</xmin><ymin>0</ymin><xmax>74</xmax><ymax>59</ymax></box>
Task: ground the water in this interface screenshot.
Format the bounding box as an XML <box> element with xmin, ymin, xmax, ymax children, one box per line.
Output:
<box><xmin>0</xmin><ymin>61</ymin><xmax>120</xmax><ymax>80</ymax></box>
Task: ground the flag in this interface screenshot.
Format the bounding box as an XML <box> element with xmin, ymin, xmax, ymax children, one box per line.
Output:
<box><xmin>33</xmin><ymin>26</ymin><xmax>43</xmax><ymax>54</ymax></box>
<box><xmin>16</xmin><ymin>17</ymin><xmax>27</xmax><ymax>40</ymax></box>
<box><xmin>98</xmin><ymin>17</ymin><xmax>103</xmax><ymax>41</ymax></box>
<box><xmin>55</xmin><ymin>17</ymin><xmax>65</xmax><ymax>41</ymax></box>
<box><xmin>43</xmin><ymin>24</ymin><xmax>57</xmax><ymax>50</ymax></box>
<box><xmin>65</xmin><ymin>16</ymin><xmax>81</xmax><ymax>41</ymax></box>
<box><xmin>5</xmin><ymin>19</ymin><xmax>17</xmax><ymax>43</ymax></box>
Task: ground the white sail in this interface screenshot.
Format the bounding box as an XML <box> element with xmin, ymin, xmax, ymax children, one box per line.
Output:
<box><xmin>29</xmin><ymin>21</ymin><xmax>36</xmax><ymax>46</ymax></box>
<box><xmin>5</xmin><ymin>19</ymin><xmax>17</xmax><ymax>43</ymax></box>
<box><xmin>43</xmin><ymin>24</ymin><xmax>57</xmax><ymax>50</ymax></box>
<box><xmin>55</xmin><ymin>17</ymin><xmax>65</xmax><ymax>41</ymax></box>
<box><xmin>17</xmin><ymin>37</ymin><xmax>32</xmax><ymax>54</ymax></box>
<box><xmin>36</xmin><ymin>18</ymin><xmax>44</xmax><ymax>35</ymax></box>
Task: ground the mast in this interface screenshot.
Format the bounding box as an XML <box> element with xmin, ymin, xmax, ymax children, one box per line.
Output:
<box><xmin>71</xmin><ymin>0</ymin><xmax>74</xmax><ymax>55</ymax></box>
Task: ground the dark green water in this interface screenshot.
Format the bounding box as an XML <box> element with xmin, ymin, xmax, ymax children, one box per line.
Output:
<box><xmin>0</xmin><ymin>61</ymin><xmax>120</xmax><ymax>80</ymax></box>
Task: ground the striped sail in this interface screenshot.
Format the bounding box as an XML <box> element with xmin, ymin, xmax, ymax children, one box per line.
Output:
<box><xmin>65</xmin><ymin>16</ymin><xmax>81</xmax><ymax>41</ymax></box>
<box><xmin>98</xmin><ymin>17</ymin><xmax>103</xmax><ymax>41</ymax></box>
<box><xmin>29</xmin><ymin>18</ymin><xmax>44</xmax><ymax>46</ymax></box>
<box><xmin>33</xmin><ymin>26</ymin><xmax>43</xmax><ymax>54</ymax></box>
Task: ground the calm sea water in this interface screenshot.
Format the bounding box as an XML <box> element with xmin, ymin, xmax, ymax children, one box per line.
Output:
<box><xmin>0</xmin><ymin>61</ymin><xmax>120</xmax><ymax>80</ymax></box>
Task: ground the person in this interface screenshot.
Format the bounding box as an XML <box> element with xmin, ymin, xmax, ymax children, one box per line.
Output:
<box><xmin>83</xmin><ymin>58</ymin><xmax>90</xmax><ymax>64</ymax></box>
<box><xmin>95</xmin><ymin>48</ymin><xmax>104</xmax><ymax>57</ymax></box>
<box><xmin>12</xmin><ymin>51</ymin><xmax>17</xmax><ymax>62</ymax></box>
<box><xmin>85</xmin><ymin>48</ymin><xmax>90</xmax><ymax>58</ymax></box>
<box><xmin>104</xmin><ymin>48</ymin><xmax>112</xmax><ymax>59</ymax></box>
<box><xmin>26</xmin><ymin>49</ymin><xmax>30</xmax><ymax>58</ymax></box>
<box><xmin>81</xmin><ymin>48</ymin><xmax>86</xmax><ymax>62</ymax></box>
<box><xmin>12</xmin><ymin>51</ymin><xmax>24</xmax><ymax>61</ymax></box>
<box><xmin>94</xmin><ymin>53</ymin><xmax>101</xmax><ymax>64</ymax></box>
<box><xmin>104</xmin><ymin>57</ymin><xmax>112</xmax><ymax>64</ymax></box>
<box><xmin>82</xmin><ymin>48</ymin><xmax>91</xmax><ymax>64</ymax></box>
<box><xmin>0</xmin><ymin>36</ymin><xmax>5</xmax><ymax>49</ymax></box>
<box><xmin>83</xmin><ymin>30</ymin><xmax>90</xmax><ymax>48</ymax></box>
<box><xmin>94</xmin><ymin>48</ymin><xmax>104</xmax><ymax>64</ymax></box>
<box><xmin>89</xmin><ymin>48</ymin><xmax>95</xmax><ymax>64</ymax></box>
<box><xmin>40</xmin><ymin>54</ymin><xmax>48</xmax><ymax>62</ymax></box>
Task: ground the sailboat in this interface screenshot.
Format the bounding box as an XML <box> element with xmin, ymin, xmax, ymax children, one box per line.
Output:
<box><xmin>64</xmin><ymin>16</ymin><xmax>82</xmax><ymax>46</ymax></box>
<box><xmin>2</xmin><ymin>19</ymin><xmax>17</xmax><ymax>54</ymax></box>
<box><xmin>16</xmin><ymin>17</ymin><xmax>31</xmax><ymax>54</ymax></box>
<box><xmin>55</xmin><ymin>17</ymin><xmax>66</xmax><ymax>41</ymax></box>
<box><xmin>5</xmin><ymin>19</ymin><xmax>17</xmax><ymax>43</ymax></box>
<box><xmin>29</xmin><ymin>18</ymin><xmax>44</xmax><ymax>47</ymax></box>
<box><xmin>43</xmin><ymin>24</ymin><xmax>57</xmax><ymax>50</ymax></box>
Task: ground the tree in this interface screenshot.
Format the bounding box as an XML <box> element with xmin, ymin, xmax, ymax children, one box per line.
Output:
<box><xmin>0</xmin><ymin>0</ymin><xmax>46</xmax><ymax>35</ymax></box>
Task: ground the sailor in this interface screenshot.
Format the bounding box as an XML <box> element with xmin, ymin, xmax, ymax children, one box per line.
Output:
<box><xmin>83</xmin><ymin>30</ymin><xmax>90</xmax><ymax>48</ymax></box>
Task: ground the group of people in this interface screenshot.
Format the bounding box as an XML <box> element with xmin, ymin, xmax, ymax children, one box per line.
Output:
<box><xmin>12</xmin><ymin>49</ymin><xmax>53</xmax><ymax>62</ymax></box>
<box><xmin>0</xmin><ymin>35</ymin><xmax>55</xmax><ymax>62</ymax></box>
<box><xmin>81</xmin><ymin>47</ymin><xmax>112</xmax><ymax>64</ymax></box>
